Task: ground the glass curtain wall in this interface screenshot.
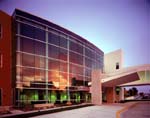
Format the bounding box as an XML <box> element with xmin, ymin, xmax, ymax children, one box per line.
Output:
<box><xmin>14</xmin><ymin>10</ymin><xmax>103</xmax><ymax>107</ymax></box>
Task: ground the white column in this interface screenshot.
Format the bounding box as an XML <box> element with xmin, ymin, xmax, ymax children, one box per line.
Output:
<box><xmin>113</xmin><ymin>87</ymin><xmax>116</xmax><ymax>102</ymax></box>
<box><xmin>120</xmin><ymin>87</ymin><xmax>124</xmax><ymax>101</ymax></box>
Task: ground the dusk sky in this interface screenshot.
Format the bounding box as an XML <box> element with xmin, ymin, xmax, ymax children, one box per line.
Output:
<box><xmin>0</xmin><ymin>0</ymin><xmax>149</xmax><ymax>67</ymax></box>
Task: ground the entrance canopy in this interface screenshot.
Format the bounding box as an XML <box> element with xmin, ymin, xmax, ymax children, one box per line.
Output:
<box><xmin>102</xmin><ymin>64</ymin><xmax>150</xmax><ymax>87</ymax></box>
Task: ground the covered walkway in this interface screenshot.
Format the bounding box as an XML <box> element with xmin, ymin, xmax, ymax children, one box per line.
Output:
<box><xmin>101</xmin><ymin>64</ymin><xmax>150</xmax><ymax>103</ymax></box>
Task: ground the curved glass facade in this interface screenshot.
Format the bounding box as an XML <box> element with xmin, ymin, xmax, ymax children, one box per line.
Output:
<box><xmin>13</xmin><ymin>9</ymin><xmax>104</xmax><ymax>106</ymax></box>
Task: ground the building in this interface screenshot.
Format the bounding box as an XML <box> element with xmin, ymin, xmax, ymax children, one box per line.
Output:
<box><xmin>102</xmin><ymin>50</ymin><xmax>150</xmax><ymax>103</ymax></box>
<box><xmin>0</xmin><ymin>10</ymin><xmax>12</xmax><ymax>106</ymax></box>
<box><xmin>0</xmin><ymin>9</ymin><xmax>150</xmax><ymax>108</ymax></box>
<box><xmin>0</xmin><ymin>9</ymin><xmax>104</xmax><ymax>107</ymax></box>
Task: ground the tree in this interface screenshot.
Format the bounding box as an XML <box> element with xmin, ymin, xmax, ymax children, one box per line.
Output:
<box><xmin>129</xmin><ymin>88</ymin><xmax>133</xmax><ymax>96</ymax></box>
<box><xmin>128</xmin><ymin>87</ymin><xmax>138</xmax><ymax>96</ymax></box>
<box><xmin>132</xmin><ymin>87</ymin><xmax>138</xmax><ymax>95</ymax></box>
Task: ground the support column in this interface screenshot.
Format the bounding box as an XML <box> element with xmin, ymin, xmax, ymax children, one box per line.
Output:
<box><xmin>91</xmin><ymin>70</ymin><xmax>102</xmax><ymax>105</ymax></box>
<box><xmin>120</xmin><ymin>87</ymin><xmax>124</xmax><ymax>101</ymax></box>
<box><xmin>113</xmin><ymin>87</ymin><xmax>116</xmax><ymax>103</ymax></box>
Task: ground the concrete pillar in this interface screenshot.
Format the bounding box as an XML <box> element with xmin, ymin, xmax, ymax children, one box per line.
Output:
<box><xmin>119</xmin><ymin>87</ymin><xmax>124</xmax><ymax>101</ymax></box>
<box><xmin>113</xmin><ymin>87</ymin><xmax>116</xmax><ymax>103</ymax></box>
<box><xmin>91</xmin><ymin>70</ymin><xmax>102</xmax><ymax>105</ymax></box>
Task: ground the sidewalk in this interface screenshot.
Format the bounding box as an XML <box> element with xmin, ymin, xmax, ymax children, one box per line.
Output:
<box><xmin>29</xmin><ymin>104</ymin><xmax>124</xmax><ymax>118</ymax></box>
<box><xmin>0</xmin><ymin>102</ymin><xmax>138</xmax><ymax>118</ymax></box>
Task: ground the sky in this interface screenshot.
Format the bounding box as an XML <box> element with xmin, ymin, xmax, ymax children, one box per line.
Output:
<box><xmin>0</xmin><ymin>0</ymin><xmax>150</xmax><ymax>67</ymax></box>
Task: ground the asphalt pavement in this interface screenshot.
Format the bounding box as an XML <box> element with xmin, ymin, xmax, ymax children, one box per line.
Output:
<box><xmin>29</xmin><ymin>105</ymin><xmax>123</xmax><ymax>118</ymax></box>
<box><xmin>120</xmin><ymin>101</ymin><xmax>150</xmax><ymax>118</ymax></box>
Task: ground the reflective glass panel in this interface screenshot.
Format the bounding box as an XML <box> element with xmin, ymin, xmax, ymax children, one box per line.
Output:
<box><xmin>20</xmin><ymin>23</ymin><xmax>45</xmax><ymax>42</ymax></box>
<box><xmin>35</xmin><ymin>56</ymin><xmax>45</xmax><ymax>68</ymax></box>
<box><xmin>69</xmin><ymin>52</ymin><xmax>83</xmax><ymax>65</ymax></box>
<box><xmin>85</xmin><ymin>68</ymin><xmax>91</xmax><ymax>77</ymax></box>
<box><xmin>85</xmin><ymin>58</ymin><xmax>92</xmax><ymax>68</ymax></box>
<box><xmin>22</xmin><ymin>53</ymin><xmax>35</xmax><ymax>67</ymax></box>
<box><xmin>48</xmin><ymin>59</ymin><xmax>60</xmax><ymax>71</ymax></box>
<box><xmin>48</xmin><ymin>45</ymin><xmax>59</xmax><ymax>59</ymax></box>
<box><xmin>76</xmin><ymin>66</ymin><xmax>83</xmax><ymax>75</ymax></box>
<box><xmin>20</xmin><ymin>37</ymin><xmax>34</xmax><ymax>54</ymax></box>
<box><xmin>59</xmin><ymin>72</ymin><xmax>68</xmax><ymax>88</ymax></box>
<box><xmin>59</xmin><ymin>49</ymin><xmax>67</xmax><ymax>61</ymax></box>
<box><xmin>34</xmin><ymin>27</ymin><xmax>45</xmax><ymax>42</ymax></box>
<box><xmin>48</xmin><ymin>32</ymin><xmax>59</xmax><ymax>46</ymax></box>
<box><xmin>60</xmin><ymin>61</ymin><xmax>67</xmax><ymax>72</ymax></box>
<box><xmin>22</xmin><ymin>67</ymin><xmax>35</xmax><ymax>87</ymax></box>
<box><xmin>85</xmin><ymin>48</ymin><xmax>94</xmax><ymax>59</ymax></box>
<box><xmin>76</xmin><ymin>44</ymin><xmax>83</xmax><ymax>54</ymax></box>
<box><xmin>35</xmin><ymin>41</ymin><xmax>46</xmax><ymax>56</ymax></box>
<box><xmin>69</xmin><ymin>41</ymin><xmax>83</xmax><ymax>54</ymax></box>
<box><xmin>20</xmin><ymin>23</ymin><xmax>35</xmax><ymax>38</ymax></box>
<box><xmin>69</xmin><ymin>63</ymin><xmax>77</xmax><ymax>74</ymax></box>
<box><xmin>60</xmin><ymin>36</ymin><xmax>67</xmax><ymax>48</ymax></box>
<box><xmin>69</xmin><ymin>64</ymin><xmax>83</xmax><ymax>75</ymax></box>
<box><xmin>48</xmin><ymin>71</ymin><xmax>60</xmax><ymax>88</ymax></box>
<box><xmin>35</xmin><ymin>69</ymin><xmax>45</xmax><ymax>82</ymax></box>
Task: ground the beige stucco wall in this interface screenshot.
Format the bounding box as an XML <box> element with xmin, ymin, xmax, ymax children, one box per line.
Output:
<box><xmin>91</xmin><ymin>70</ymin><xmax>102</xmax><ymax>105</ymax></box>
<box><xmin>104</xmin><ymin>49</ymin><xmax>123</xmax><ymax>73</ymax></box>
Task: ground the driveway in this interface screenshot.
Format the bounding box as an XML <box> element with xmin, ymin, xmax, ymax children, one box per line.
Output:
<box><xmin>29</xmin><ymin>105</ymin><xmax>123</xmax><ymax>118</ymax></box>
<box><xmin>120</xmin><ymin>101</ymin><xmax>150</xmax><ymax>118</ymax></box>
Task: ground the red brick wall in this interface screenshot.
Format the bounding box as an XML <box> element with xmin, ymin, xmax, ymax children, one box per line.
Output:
<box><xmin>0</xmin><ymin>10</ymin><xmax>12</xmax><ymax>106</ymax></box>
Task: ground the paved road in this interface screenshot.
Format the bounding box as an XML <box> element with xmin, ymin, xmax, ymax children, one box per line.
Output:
<box><xmin>29</xmin><ymin>105</ymin><xmax>123</xmax><ymax>118</ymax></box>
<box><xmin>121</xmin><ymin>102</ymin><xmax>150</xmax><ymax>118</ymax></box>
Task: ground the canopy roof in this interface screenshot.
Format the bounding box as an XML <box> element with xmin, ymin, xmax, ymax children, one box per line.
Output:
<box><xmin>102</xmin><ymin>64</ymin><xmax>150</xmax><ymax>87</ymax></box>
